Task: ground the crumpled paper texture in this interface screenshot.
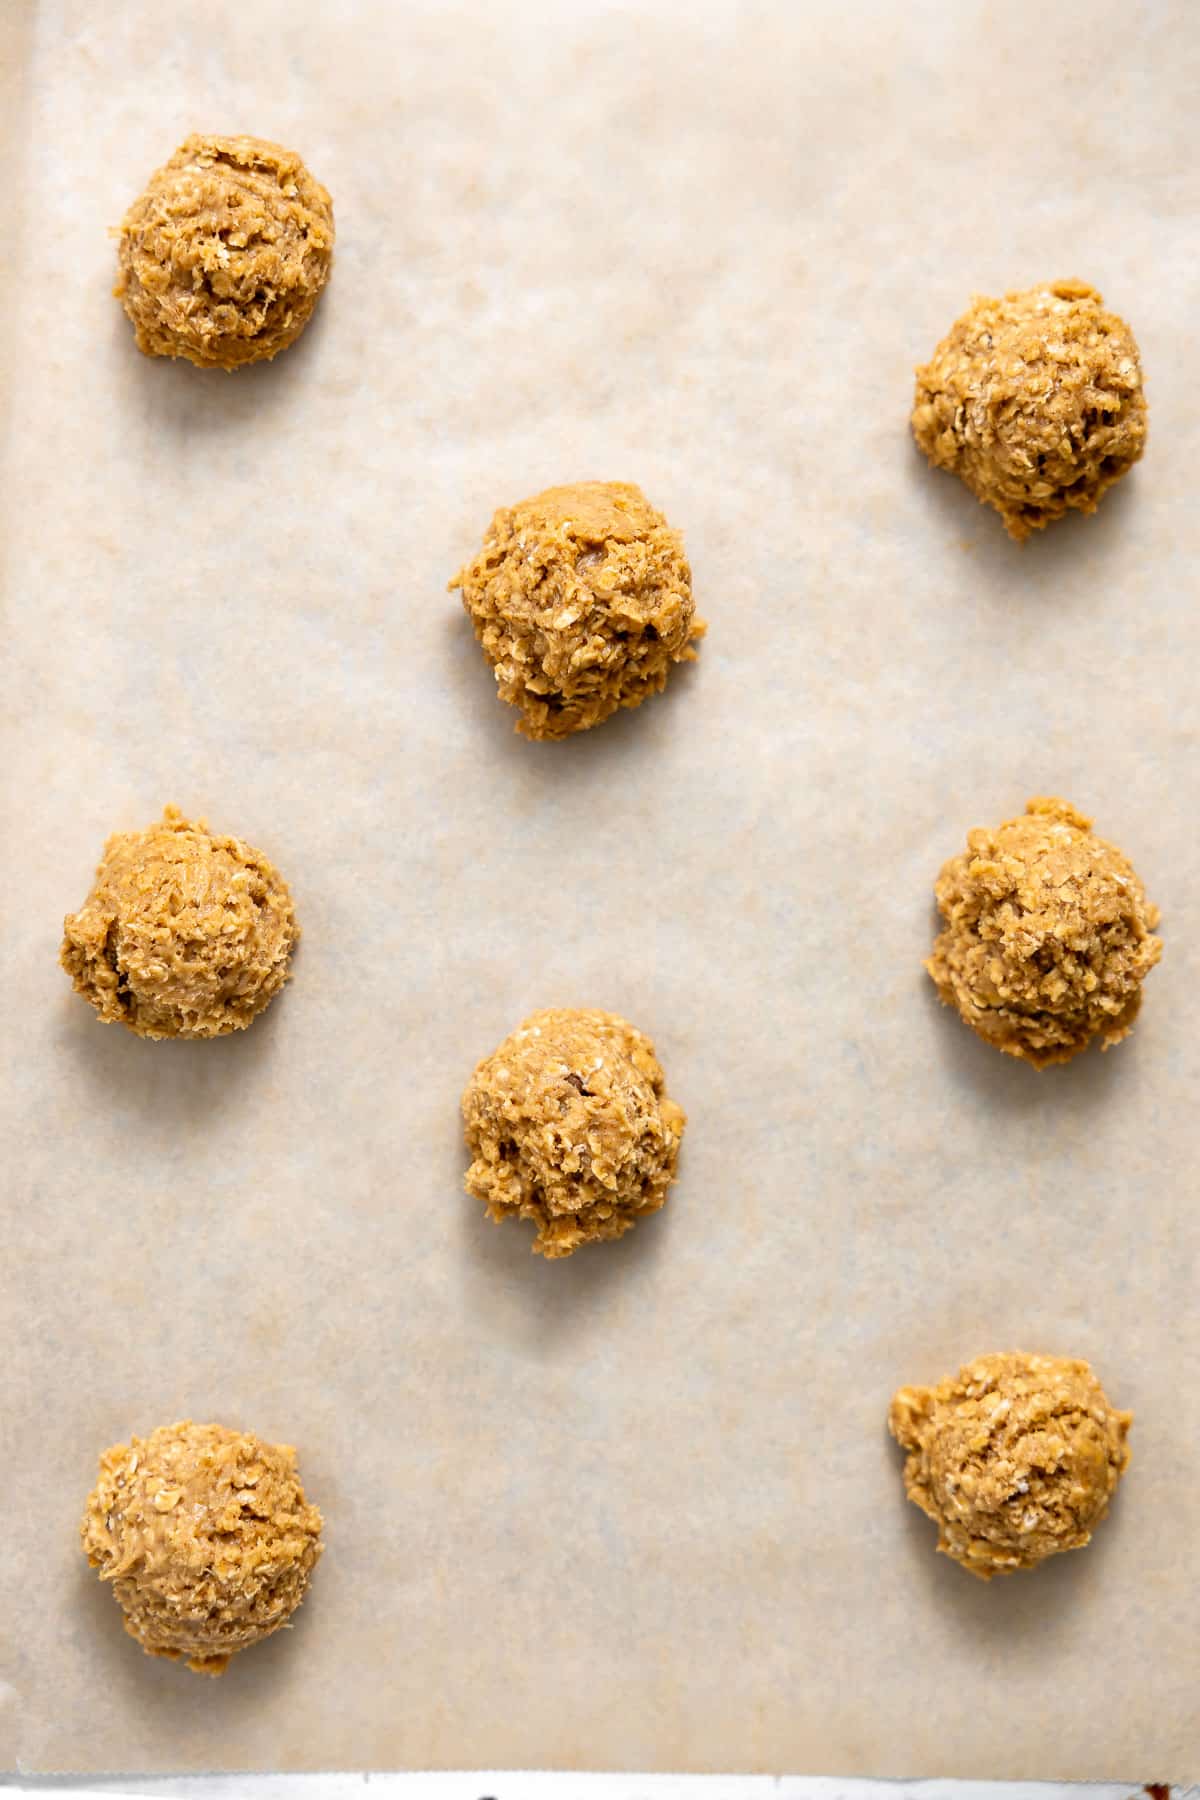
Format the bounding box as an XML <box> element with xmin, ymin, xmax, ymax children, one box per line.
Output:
<box><xmin>1</xmin><ymin>0</ymin><xmax>1197</xmax><ymax>1779</ymax></box>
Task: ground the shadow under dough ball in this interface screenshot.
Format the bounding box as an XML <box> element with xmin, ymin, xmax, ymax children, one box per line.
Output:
<box><xmin>911</xmin><ymin>279</ymin><xmax>1146</xmax><ymax>540</ymax></box>
<box><xmin>115</xmin><ymin>133</ymin><xmax>334</xmax><ymax>368</ymax></box>
<box><xmin>81</xmin><ymin>1420</ymin><xmax>323</xmax><ymax>1674</ymax></box>
<box><xmin>926</xmin><ymin>795</ymin><xmax>1161</xmax><ymax>1068</ymax></box>
<box><xmin>61</xmin><ymin>805</ymin><xmax>299</xmax><ymax>1040</ymax></box>
<box><xmin>450</xmin><ymin>480</ymin><xmax>705</xmax><ymax>739</ymax></box>
<box><xmin>888</xmin><ymin>1352</ymin><xmax>1131</xmax><ymax>1579</ymax></box>
<box><xmin>462</xmin><ymin>1007</ymin><xmax>686</xmax><ymax>1257</ymax></box>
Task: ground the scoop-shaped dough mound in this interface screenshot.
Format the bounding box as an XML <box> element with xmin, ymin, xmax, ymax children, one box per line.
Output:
<box><xmin>889</xmin><ymin>1352</ymin><xmax>1131</xmax><ymax>1579</ymax></box>
<box><xmin>926</xmin><ymin>795</ymin><xmax>1161</xmax><ymax>1067</ymax></box>
<box><xmin>61</xmin><ymin>805</ymin><xmax>299</xmax><ymax>1040</ymax></box>
<box><xmin>911</xmin><ymin>279</ymin><xmax>1146</xmax><ymax>540</ymax></box>
<box><xmin>462</xmin><ymin>1007</ymin><xmax>686</xmax><ymax>1257</ymax></box>
<box><xmin>450</xmin><ymin>481</ymin><xmax>704</xmax><ymax>739</ymax></box>
<box><xmin>116</xmin><ymin>133</ymin><xmax>334</xmax><ymax>369</ymax></box>
<box><xmin>80</xmin><ymin>1420</ymin><xmax>324</xmax><ymax>1674</ymax></box>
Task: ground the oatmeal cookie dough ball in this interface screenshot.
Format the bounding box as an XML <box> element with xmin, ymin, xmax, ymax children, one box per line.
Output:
<box><xmin>61</xmin><ymin>805</ymin><xmax>299</xmax><ymax>1040</ymax></box>
<box><xmin>450</xmin><ymin>481</ymin><xmax>704</xmax><ymax>740</ymax></box>
<box><xmin>926</xmin><ymin>796</ymin><xmax>1161</xmax><ymax>1068</ymax></box>
<box><xmin>462</xmin><ymin>1007</ymin><xmax>686</xmax><ymax>1257</ymax></box>
<box><xmin>911</xmin><ymin>279</ymin><xmax>1146</xmax><ymax>540</ymax></box>
<box><xmin>115</xmin><ymin>133</ymin><xmax>334</xmax><ymax>368</ymax></box>
<box><xmin>889</xmin><ymin>1352</ymin><xmax>1131</xmax><ymax>1579</ymax></box>
<box><xmin>81</xmin><ymin>1420</ymin><xmax>323</xmax><ymax>1674</ymax></box>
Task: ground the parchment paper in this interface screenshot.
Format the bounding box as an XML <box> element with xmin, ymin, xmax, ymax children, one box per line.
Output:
<box><xmin>2</xmin><ymin>0</ymin><xmax>1198</xmax><ymax>1779</ymax></box>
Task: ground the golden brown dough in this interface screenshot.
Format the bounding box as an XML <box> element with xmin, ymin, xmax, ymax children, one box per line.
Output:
<box><xmin>462</xmin><ymin>1007</ymin><xmax>686</xmax><ymax>1257</ymax></box>
<box><xmin>889</xmin><ymin>1352</ymin><xmax>1131</xmax><ymax>1579</ymax></box>
<box><xmin>61</xmin><ymin>805</ymin><xmax>298</xmax><ymax>1040</ymax></box>
<box><xmin>911</xmin><ymin>279</ymin><xmax>1146</xmax><ymax>540</ymax></box>
<box><xmin>81</xmin><ymin>1420</ymin><xmax>323</xmax><ymax>1674</ymax></box>
<box><xmin>926</xmin><ymin>796</ymin><xmax>1161</xmax><ymax>1067</ymax></box>
<box><xmin>115</xmin><ymin>133</ymin><xmax>334</xmax><ymax>369</ymax></box>
<box><xmin>450</xmin><ymin>481</ymin><xmax>704</xmax><ymax>739</ymax></box>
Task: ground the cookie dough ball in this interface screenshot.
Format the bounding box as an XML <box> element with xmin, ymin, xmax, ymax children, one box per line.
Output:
<box><xmin>889</xmin><ymin>1352</ymin><xmax>1131</xmax><ymax>1579</ymax></box>
<box><xmin>450</xmin><ymin>481</ymin><xmax>704</xmax><ymax>740</ymax></box>
<box><xmin>911</xmin><ymin>279</ymin><xmax>1146</xmax><ymax>540</ymax></box>
<box><xmin>116</xmin><ymin>133</ymin><xmax>334</xmax><ymax>369</ymax></box>
<box><xmin>81</xmin><ymin>1420</ymin><xmax>323</xmax><ymax>1674</ymax></box>
<box><xmin>926</xmin><ymin>796</ymin><xmax>1161</xmax><ymax>1068</ymax></box>
<box><xmin>462</xmin><ymin>1007</ymin><xmax>686</xmax><ymax>1257</ymax></box>
<box><xmin>61</xmin><ymin>805</ymin><xmax>299</xmax><ymax>1040</ymax></box>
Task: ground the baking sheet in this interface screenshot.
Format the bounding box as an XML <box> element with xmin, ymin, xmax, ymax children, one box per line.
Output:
<box><xmin>2</xmin><ymin>0</ymin><xmax>1198</xmax><ymax>1779</ymax></box>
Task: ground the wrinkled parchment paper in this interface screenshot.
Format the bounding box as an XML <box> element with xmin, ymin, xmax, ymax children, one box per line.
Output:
<box><xmin>2</xmin><ymin>0</ymin><xmax>1198</xmax><ymax>1778</ymax></box>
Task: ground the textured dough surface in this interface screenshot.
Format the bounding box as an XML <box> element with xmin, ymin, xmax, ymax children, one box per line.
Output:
<box><xmin>115</xmin><ymin>133</ymin><xmax>334</xmax><ymax>369</ymax></box>
<box><xmin>450</xmin><ymin>481</ymin><xmax>704</xmax><ymax>739</ymax></box>
<box><xmin>926</xmin><ymin>795</ymin><xmax>1161</xmax><ymax>1067</ymax></box>
<box><xmin>80</xmin><ymin>1420</ymin><xmax>323</xmax><ymax>1674</ymax></box>
<box><xmin>61</xmin><ymin>805</ymin><xmax>299</xmax><ymax>1040</ymax></box>
<box><xmin>889</xmin><ymin>1352</ymin><xmax>1131</xmax><ymax>1579</ymax></box>
<box><xmin>911</xmin><ymin>279</ymin><xmax>1146</xmax><ymax>540</ymax></box>
<box><xmin>462</xmin><ymin>1007</ymin><xmax>686</xmax><ymax>1257</ymax></box>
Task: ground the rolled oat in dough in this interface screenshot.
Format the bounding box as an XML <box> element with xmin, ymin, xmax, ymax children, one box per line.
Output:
<box><xmin>81</xmin><ymin>1420</ymin><xmax>324</xmax><ymax>1675</ymax></box>
<box><xmin>911</xmin><ymin>279</ymin><xmax>1146</xmax><ymax>540</ymax></box>
<box><xmin>462</xmin><ymin>1007</ymin><xmax>686</xmax><ymax>1257</ymax></box>
<box><xmin>926</xmin><ymin>795</ymin><xmax>1161</xmax><ymax>1067</ymax></box>
<box><xmin>889</xmin><ymin>1352</ymin><xmax>1131</xmax><ymax>1579</ymax></box>
<box><xmin>450</xmin><ymin>480</ymin><xmax>704</xmax><ymax>740</ymax></box>
<box><xmin>61</xmin><ymin>805</ymin><xmax>299</xmax><ymax>1040</ymax></box>
<box><xmin>115</xmin><ymin>133</ymin><xmax>334</xmax><ymax>369</ymax></box>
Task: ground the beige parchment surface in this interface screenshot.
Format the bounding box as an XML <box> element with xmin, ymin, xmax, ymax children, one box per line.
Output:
<box><xmin>1</xmin><ymin>0</ymin><xmax>1198</xmax><ymax>1779</ymax></box>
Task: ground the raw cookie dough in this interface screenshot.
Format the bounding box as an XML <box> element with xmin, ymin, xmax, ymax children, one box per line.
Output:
<box><xmin>911</xmin><ymin>279</ymin><xmax>1147</xmax><ymax>540</ymax></box>
<box><xmin>462</xmin><ymin>1007</ymin><xmax>686</xmax><ymax>1257</ymax></box>
<box><xmin>115</xmin><ymin>133</ymin><xmax>334</xmax><ymax>369</ymax></box>
<box><xmin>450</xmin><ymin>481</ymin><xmax>704</xmax><ymax>739</ymax></box>
<box><xmin>61</xmin><ymin>805</ymin><xmax>299</xmax><ymax>1040</ymax></box>
<box><xmin>926</xmin><ymin>796</ymin><xmax>1161</xmax><ymax>1067</ymax></box>
<box><xmin>81</xmin><ymin>1420</ymin><xmax>323</xmax><ymax>1674</ymax></box>
<box><xmin>888</xmin><ymin>1352</ymin><xmax>1131</xmax><ymax>1579</ymax></box>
